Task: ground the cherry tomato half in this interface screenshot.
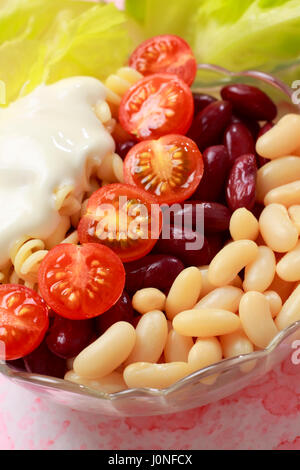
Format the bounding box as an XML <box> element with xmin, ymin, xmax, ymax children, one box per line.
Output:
<box><xmin>119</xmin><ymin>73</ymin><xmax>194</xmax><ymax>141</ymax></box>
<box><xmin>38</xmin><ymin>243</ymin><xmax>125</xmax><ymax>320</ymax></box>
<box><xmin>129</xmin><ymin>35</ymin><xmax>197</xmax><ymax>86</ymax></box>
<box><xmin>78</xmin><ymin>184</ymin><xmax>162</xmax><ymax>263</ymax></box>
<box><xmin>0</xmin><ymin>285</ymin><xmax>49</xmax><ymax>360</ymax></box>
<box><xmin>123</xmin><ymin>135</ymin><xmax>204</xmax><ymax>204</ymax></box>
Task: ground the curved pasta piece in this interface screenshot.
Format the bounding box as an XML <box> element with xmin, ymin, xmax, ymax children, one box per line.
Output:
<box><xmin>104</xmin><ymin>67</ymin><xmax>143</xmax><ymax>115</ymax></box>
<box><xmin>10</xmin><ymin>237</ymin><xmax>48</xmax><ymax>284</ymax></box>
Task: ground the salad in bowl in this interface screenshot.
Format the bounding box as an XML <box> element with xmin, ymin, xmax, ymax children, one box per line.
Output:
<box><xmin>0</xmin><ymin>0</ymin><xmax>300</xmax><ymax>416</ymax></box>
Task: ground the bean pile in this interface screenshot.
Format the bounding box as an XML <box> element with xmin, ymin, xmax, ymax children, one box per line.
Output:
<box><xmin>60</xmin><ymin>86</ymin><xmax>300</xmax><ymax>391</ymax></box>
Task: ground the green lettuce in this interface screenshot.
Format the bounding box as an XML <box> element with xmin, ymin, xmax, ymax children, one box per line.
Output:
<box><xmin>125</xmin><ymin>0</ymin><xmax>300</xmax><ymax>82</ymax></box>
<box><xmin>0</xmin><ymin>0</ymin><xmax>132</xmax><ymax>104</ymax></box>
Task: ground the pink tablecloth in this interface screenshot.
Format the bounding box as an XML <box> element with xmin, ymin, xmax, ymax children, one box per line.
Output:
<box><xmin>0</xmin><ymin>355</ymin><xmax>299</xmax><ymax>450</ymax></box>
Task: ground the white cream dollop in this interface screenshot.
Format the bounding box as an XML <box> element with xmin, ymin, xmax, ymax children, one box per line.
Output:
<box><xmin>0</xmin><ymin>76</ymin><xmax>115</xmax><ymax>268</ymax></box>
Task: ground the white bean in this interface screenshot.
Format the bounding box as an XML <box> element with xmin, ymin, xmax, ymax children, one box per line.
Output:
<box><xmin>65</xmin><ymin>370</ymin><xmax>127</xmax><ymax>393</ymax></box>
<box><xmin>198</xmin><ymin>265</ymin><xmax>242</xmax><ymax>295</ymax></box>
<box><xmin>264</xmin><ymin>291</ymin><xmax>283</xmax><ymax>318</ymax></box>
<box><xmin>229</xmin><ymin>208</ymin><xmax>259</xmax><ymax>241</ymax></box>
<box><xmin>239</xmin><ymin>292</ymin><xmax>278</xmax><ymax>349</ymax></box>
<box><xmin>73</xmin><ymin>322</ymin><xmax>136</xmax><ymax>379</ymax></box>
<box><xmin>220</xmin><ymin>331</ymin><xmax>254</xmax><ymax>358</ymax></box>
<box><xmin>164</xmin><ymin>330</ymin><xmax>193</xmax><ymax>363</ymax></box>
<box><xmin>277</xmin><ymin>241</ymin><xmax>300</xmax><ymax>282</ymax></box>
<box><xmin>173</xmin><ymin>309</ymin><xmax>241</xmax><ymax>337</ymax></box>
<box><xmin>276</xmin><ymin>284</ymin><xmax>300</xmax><ymax>330</ymax></box>
<box><xmin>256</xmin><ymin>114</ymin><xmax>300</xmax><ymax>160</ymax></box>
<box><xmin>208</xmin><ymin>240</ymin><xmax>258</xmax><ymax>287</ymax></box>
<box><xmin>259</xmin><ymin>204</ymin><xmax>298</xmax><ymax>253</ymax></box>
<box><xmin>194</xmin><ymin>286</ymin><xmax>243</xmax><ymax>312</ymax></box>
<box><xmin>126</xmin><ymin>311</ymin><xmax>168</xmax><ymax>365</ymax></box>
<box><xmin>166</xmin><ymin>267</ymin><xmax>202</xmax><ymax>320</ymax></box>
<box><xmin>123</xmin><ymin>362</ymin><xmax>191</xmax><ymax>389</ymax></box>
<box><xmin>132</xmin><ymin>288</ymin><xmax>166</xmax><ymax>315</ymax></box>
<box><xmin>188</xmin><ymin>337</ymin><xmax>222</xmax><ymax>372</ymax></box>
<box><xmin>264</xmin><ymin>181</ymin><xmax>300</xmax><ymax>207</ymax></box>
<box><xmin>256</xmin><ymin>156</ymin><xmax>300</xmax><ymax>203</ymax></box>
<box><xmin>243</xmin><ymin>246</ymin><xmax>276</xmax><ymax>292</ymax></box>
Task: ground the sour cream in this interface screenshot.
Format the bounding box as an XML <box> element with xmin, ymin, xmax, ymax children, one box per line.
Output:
<box><xmin>0</xmin><ymin>76</ymin><xmax>115</xmax><ymax>268</ymax></box>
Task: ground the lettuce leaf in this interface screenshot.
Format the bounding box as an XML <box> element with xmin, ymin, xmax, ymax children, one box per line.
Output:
<box><xmin>125</xmin><ymin>0</ymin><xmax>300</xmax><ymax>83</ymax></box>
<box><xmin>0</xmin><ymin>0</ymin><xmax>132</xmax><ymax>105</ymax></box>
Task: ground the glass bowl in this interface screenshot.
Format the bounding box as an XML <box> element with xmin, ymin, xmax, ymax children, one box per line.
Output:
<box><xmin>1</xmin><ymin>66</ymin><xmax>300</xmax><ymax>417</ymax></box>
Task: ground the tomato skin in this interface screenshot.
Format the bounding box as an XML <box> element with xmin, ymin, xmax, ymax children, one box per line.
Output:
<box><xmin>123</xmin><ymin>135</ymin><xmax>204</xmax><ymax>205</ymax></box>
<box><xmin>38</xmin><ymin>243</ymin><xmax>125</xmax><ymax>320</ymax></box>
<box><xmin>78</xmin><ymin>184</ymin><xmax>163</xmax><ymax>263</ymax></box>
<box><xmin>129</xmin><ymin>35</ymin><xmax>197</xmax><ymax>86</ymax></box>
<box><xmin>0</xmin><ymin>285</ymin><xmax>49</xmax><ymax>361</ymax></box>
<box><xmin>119</xmin><ymin>73</ymin><xmax>194</xmax><ymax>141</ymax></box>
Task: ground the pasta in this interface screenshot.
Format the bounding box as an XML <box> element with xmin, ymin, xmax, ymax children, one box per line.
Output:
<box><xmin>0</xmin><ymin>69</ymin><xmax>132</xmax><ymax>287</ymax></box>
<box><xmin>105</xmin><ymin>66</ymin><xmax>143</xmax><ymax>110</ymax></box>
<box><xmin>10</xmin><ymin>237</ymin><xmax>49</xmax><ymax>284</ymax></box>
<box><xmin>54</xmin><ymin>185</ymin><xmax>83</xmax><ymax>217</ymax></box>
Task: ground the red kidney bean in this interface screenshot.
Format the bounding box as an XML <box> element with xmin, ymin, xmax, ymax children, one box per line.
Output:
<box><xmin>154</xmin><ymin>225</ymin><xmax>212</xmax><ymax>267</ymax></box>
<box><xmin>166</xmin><ymin>201</ymin><xmax>231</xmax><ymax>233</ymax></box>
<box><xmin>231</xmin><ymin>115</ymin><xmax>260</xmax><ymax>140</ymax></box>
<box><xmin>256</xmin><ymin>122</ymin><xmax>274</xmax><ymax>168</ymax></box>
<box><xmin>206</xmin><ymin>233</ymin><xmax>224</xmax><ymax>259</ymax></box>
<box><xmin>132</xmin><ymin>316</ymin><xmax>142</xmax><ymax>328</ymax></box>
<box><xmin>224</xmin><ymin>122</ymin><xmax>255</xmax><ymax>166</ymax></box>
<box><xmin>188</xmin><ymin>101</ymin><xmax>232</xmax><ymax>151</ymax></box>
<box><xmin>46</xmin><ymin>317</ymin><xmax>94</xmax><ymax>359</ymax></box>
<box><xmin>6</xmin><ymin>359</ymin><xmax>26</xmax><ymax>371</ymax></box>
<box><xmin>125</xmin><ymin>255</ymin><xmax>185</xmax><ymax>294</ymax></box>
<box><xmin>96</xmin><ymin>291</ymin><xmax>134</xmax><ymax>334</ymax></box>
<box><xmin>252</xmin><ymin>203</ymin><xmax>265</xmax><ymax>219</ymax></box>
<box><xmin>192</xmin><ymin>145</ymin><xmax>229</xmax><ymax>201</ymax></box>
<box><xmin>24</xmin><ymin>341</ymin><xmax>67</xmax><ymax>379</ymax></box>
<box><xmin>116</xmin><ymin>140</ymin><xmax>137</xmax><ymax>160</ymax></box>
<box><xmin>226</xmin><ymin>154</ymin><xmax>257</xmax><ymax>212</ymax></box>
<box><xmin>193</xmin><ymin>93</ymin><xmax>217</xmax><ymax>117</ymax></box>
<box><xmin>221</xmin><ymin>84</ymin><xmax>277</xmax><ymax>121</ymax></box>
<box><xmin>258</xmin><ymin>122</ymin><xmax>274</xmax><ymax>138</ymax></box>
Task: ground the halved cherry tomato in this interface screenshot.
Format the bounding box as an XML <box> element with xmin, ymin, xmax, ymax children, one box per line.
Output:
<box><xmin>38</xmin><ymin>243</ymin><xmax>125</xmax><ymax>320</ymax></box>
<box><xmin>0</xmin><ymin>285</ymin><xmax>49</xmax><ymax>360</ymax></box>
<box><xmin>123</xmin><ymin>135</ymin><xmax>204</xmax><ymax>204</ymax></box>
<box><xmin>78</xmin><ymin>184</ymin><xmax>162</xmax><ymax>263</ymax></box>
<box><xmin>129</xmin><ymin>35</ymin><xmax>197</xmax><ymax>86</ymax></box>
<box><xmin>119</xmin><ymin>73</ymin><xmax>194</xmax><ymax>141</ymax></box>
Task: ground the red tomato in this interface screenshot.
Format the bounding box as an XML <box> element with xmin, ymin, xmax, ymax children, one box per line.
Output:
<box><xmin>129</xmin><ymin>35</ymin><xmax>197</xmax><ymax>86</ymax></box>
<box><xmin>38</xmin><ymin>243</ymin><xmax>125</xmax><ymax>320</ymax></box>
<box><xmin>0</xmin><ymin>285</ymin><xmax>49</xmax><ymax>360</ymax></box>
<box><xmin>78</xmin><ymin>184</ymin><xmax>162</xmax><ymax>263</ymax></box>
<box><xmin>123</xmin><ymin>135</ymin><xmax>204</xmax><ymax>204</ymax></box>
<box><xmin>119</xmin><ymin>74</ymin><xmax>194</xmax><ymax>141</ymax></box>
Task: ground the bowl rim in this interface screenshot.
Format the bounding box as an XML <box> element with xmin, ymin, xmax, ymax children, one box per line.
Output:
<box><xmin>1</xmin><ymin>320</ymin><xmax>300</xmax><ymax>400</ymax></box>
